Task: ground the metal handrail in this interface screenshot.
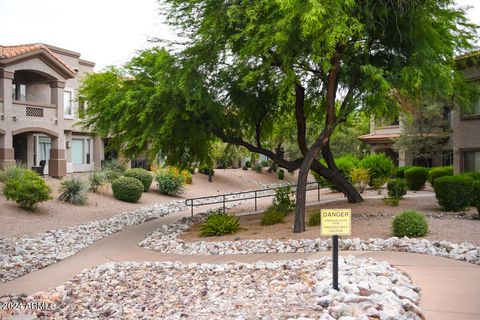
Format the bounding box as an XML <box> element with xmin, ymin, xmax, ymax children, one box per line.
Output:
<box><xmin>185</xmin><ymin>181</ymin><xmax>321</xmax><ymax>216</ymax></box>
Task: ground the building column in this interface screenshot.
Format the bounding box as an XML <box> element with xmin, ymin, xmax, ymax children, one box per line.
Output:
<box><xmin>0</xmin><ymin>70</ymin><xmax>15</xmax><ymax>167</ymax></box>
<box><xmin>49</xmin><ymin>136</ymin><xmax>66</xmax><ymax>178</ymax></box>
<box><xmin>26</xmin><ymin>133</ymin><xmax>35</xmax><ymax>167</ymax></box>
<box><xmin>93</xmin><ymin>136</ymin><xmax>104</xmax><ymax>170</ymax></box>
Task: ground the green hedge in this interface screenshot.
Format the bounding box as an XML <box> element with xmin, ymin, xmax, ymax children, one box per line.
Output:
<box><xmin>387</xmin><ymin>179</ymin><xmax>407</xmax><ymax>199</ymax></box>
<box><xmin>313</xmin><ymin>155</ymin><xmax>359</xmax><ymax>191</ymax></box>
<box><xmin>124</xmin><ymin>168</ymin><xmax>153</xmax><ymax>192</ymax></box>
<box><xmin>359</xmin><ymin>153</ymin><xmax>395</xmax><ymax>187</ymax></box>
<box><xmin>392</xmin><ymin>210</ymin><xmax>428</xmax><ymax>237</ymax></box>
<box><xmin>395</xmin><ymin>166</ymin><xmax>414</xmax><ymax>179</ymax></box>
<box><xmin>404</xmin><ymin>167</ymin><xmax>428</xmax><ymax>191</ymax></box>
<box><xmin>111</xmin><ymin>177</ymin><xmax>143</xmax><ymax>203</ymax></box>
<box><xmin>433</xmin><ymin>175</ymin><xmax>473</xmax><ymax>211</ymax></box>
<box><xmin>472</xmin><ymin>180</ymin><xmax>480</xmax><ymax>215</ymax></box>
<box><xmin>428</xmin><ymin>166</ymin><xmax>453</xmax><ymax>185</ymax></box>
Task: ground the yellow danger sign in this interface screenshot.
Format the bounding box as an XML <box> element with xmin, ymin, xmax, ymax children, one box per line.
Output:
<box><xmin>320</xmin><ymin>209</ymin><xmax>351</xmax><ymax>236</ymax></box>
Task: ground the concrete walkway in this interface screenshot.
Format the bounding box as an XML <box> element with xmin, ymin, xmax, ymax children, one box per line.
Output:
<box><xmin>1</xmin><ymin>195</ymin><xmax>480</xmax><ymax>320</ymax></box>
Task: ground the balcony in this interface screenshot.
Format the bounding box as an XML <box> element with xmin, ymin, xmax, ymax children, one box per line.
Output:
<box><xmin>11</xmin><ymin>100</ymin><xmax>58</xmax><ymax>126</ymax></box>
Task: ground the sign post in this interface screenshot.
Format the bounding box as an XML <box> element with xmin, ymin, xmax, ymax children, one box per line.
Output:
<box><xmin>320</xmin><ymin>209</ymin><xmax>352</xmax><ymax>291</ymax></box>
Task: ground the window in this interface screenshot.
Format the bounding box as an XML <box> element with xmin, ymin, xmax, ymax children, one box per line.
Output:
<box><xmin>464</xmin><ymin>150</ymin><xmax>480</xmax><ymax>172</ymax></box>
<box><xmin>72</xmin><ymin>138</ymin><xmax>91</xmax><ymax>165</ymax></box>
<box><xmin>463</xmin><ymin>82</ymin><xmax>480</xmax><ymax>118</ymax></box>
<box><xmin>34</xmin><ymin>136</ymin><xmax>51</xmax><ymax>166</ymax></box>
<box><xmin>12</xmin><ymin>83</ymin><xmax>26</xmax><ymax>101</ymax></box>
<box><xmin>64</xmin><ymin>90</ymin><xmax>73</xmax><ymax>117</ymax></box>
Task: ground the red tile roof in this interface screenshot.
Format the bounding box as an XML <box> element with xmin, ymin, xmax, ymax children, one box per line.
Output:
<box><xmin>0</xmin><ymin>43</ymin><xmax>75</xmax><ymax>75</ymax></box>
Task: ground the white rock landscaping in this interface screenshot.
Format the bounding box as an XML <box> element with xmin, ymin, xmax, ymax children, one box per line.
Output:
<box><xmin>0</xmin><ymin>257</ymin><xmax>424</xmax><ymax>320</ymax></box>
<box><xmin>140</xmin><ymin>212</ymin><xmax>480</xmax><ymax>265</ymax></box>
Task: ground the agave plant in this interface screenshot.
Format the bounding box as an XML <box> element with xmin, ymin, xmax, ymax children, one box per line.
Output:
<box><xmin>59</xmin><ymin>177</ymin><xmax>88</xmax><ymax>205</ymax></box>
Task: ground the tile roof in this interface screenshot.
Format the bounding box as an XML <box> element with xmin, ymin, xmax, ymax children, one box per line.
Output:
<box><xmin>358</xmin><ymin>133</ymin><xmax>400</xmax><ymax>143</ymax></box>
<box><xmin>0</xmin><ymin>43</ymin><xmax>75</xmax><ymax>75</ymax></box>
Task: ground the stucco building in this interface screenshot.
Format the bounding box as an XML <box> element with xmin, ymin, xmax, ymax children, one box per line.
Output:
<box><xmin>0</xmin><ymin>43</ymin><xmax>104</xmax><ymax>177</ymax></box>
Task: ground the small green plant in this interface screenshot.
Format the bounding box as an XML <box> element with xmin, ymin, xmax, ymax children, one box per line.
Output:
<box><xmin>392</xmin><ymin>210</ymin><xmax>429</xmax><ymax>237</ymax></box>
<box><xmin>277</xmin><ymin>169</ymin><xmax>285</xmax><ymax>180</ymax></box>
<box><xmin>103</xmin><ymin>169</ymin><xmax>122</xmax><ymax>183</ymax></box>
<box><xmin>187</xmin><ymin>166</ymin><xmax>196</xmax><ymax>174</ymax></box>
<box><xmin>124</xmin><ymin>168</ymin><xmax>153</xmax><ymax>192</ymax></box>
<box><xmin>0</xmin><ymin>163</ymin><xmax>27</xmax><ymax>182</ymax></box>
<box><xmin>359</xmin><ymin>153</ymin><xmax>395</xmax><ymax>187</ymax></box>
<box><xmin>404</xmin><ymin>167</ymin><xmax>429</xmax><ymax>191</ymax></box>
<box><xmin>155</xmin><ymin>168</ymin><xmax>185</xmax><ymax>196</ymax></box>
<box><xmin>102</xmin><ymin>159</ymin><xmax>126</xmax><ymax>173</ymax></box>
<box><xmin>88</xmin><ymin>170</ymin><xmax>107</xmax><ymax>193</ymax></box>
<box><xmin>383</xmin><ymin>197</ymin><xmax>399</xmax><ymax>206</ymax></box>
<box><xmin>428</xmin><ymin>166</ymin><xmax>453</xmax><ymax>185</ymax></box>
<box><xmin>350</xmin><ymin>167</ymin><xmax>369</xmax><ymax>193</ymax></box>
<box><xmin>180</xmin><ymin>169</ymin><xmax>193</xmax><ymax>184</ymax></box>
<box><xmin>199</xmin><ymin>211</ymin><xmax>241</xmax><ymax>236</ymax></box>
<box><xmin>4</xmin><ymin>169</ymin><xmax>52</xmax><ymax>210</ymax></box>
<box><xmin>274</xmin><ymin>185</ymin><xmax>295</xmax><ymax>208</ymax></box>
<box><xmin>472</xmin><ymin>180</ymin><xmax>480</xmax><ymax>217</ymax></box>
<box><xmin>245</xmin><ymin>160</ymin><xmax>251</xmax><ymax>168</ymax></box>
<box><xmin>261</xmin><ymin>160</ymin><xmax>270</xmax><ymax>167</ymax></box>
<box><xmin>111</xmin><ymin>176</ymin><xmax>144</xmax><ymax>203</ymax></box>
<box><xmin>198</xmin><ymin>164</ymin><xmax>215</xmax><ymax>176</ymax></box>
<box><xmin>387</xmin><ymin>179</ymin><xmax>407</xmax><ymax>199</ymax></box>
<box><xmin>253</xmin><ymin>163</ymin><xmax>262</xmax><ymax>173</ymax></box>
<box><xmin>59</xmin><ymin>177</ymin><xmax>88</xmax><ymax>205</ymax></box>
<box><xmin>433</xmin><ymin>175</ymin><xmax>473</xmax><ymax>211</ymax></box>
<box><xmin>371</xmin><ymin>177</ymin><xmax>388</xmax><ymax>194</ymax></box>
<box><xmin>307</xmin><ymin>210</ymin><xmax>321</xmax><ymax>226</ymax></box>
<box><xmin>261</xmin><ymin>204</ymin><xmax>288</xmax><ymax>225</ymax></box>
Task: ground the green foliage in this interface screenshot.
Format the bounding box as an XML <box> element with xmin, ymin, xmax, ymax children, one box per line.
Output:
<box><xmin>383</xmin><ymin>197</ymin><xmax>400</xmax><ymax>206</ymax></box>
<box><xmin>245</xmin><ymin>161</ymin><xmax>251</xmax><ymax>168</ymax></box>
<box><xmin>253</xmin><ymin>163</ymin><xmax>262</xmax><ymax>173</ymax></box>
<box><xmin>392</xmin><ymin>210</ymin><xmax>429</xmax><ymax>237</ymax></box>
<box><xmin>261</xmin><ymin>204</ymin><xmax>289</xmax><ymax>225</ymax></box>
<box><xmin>396</xmin><ymin>166</ymin><xmax>414</xmax><ymax>179</ymax></box>
<box><xmin>198</xmin><ymin>164</ymin><xmax>214</xmax><ymax>176</ymax></box>
<box><xmin>277</xmin><ymin>169</ymin><xmax>285</xmax><ymax>180</ymax></box>
<box><xmin>433</xmin><ymin>175</ymin><xmax>473</xmax><ymax>211</ymax></box>
<box><xmin>187</xmin><ymin>166</ymin><xmax>196</xmax><ymax>174</ymax></box>
<box><xmin>313</xmin><ymin>155</ymin><xmax>359</xmax><ymax>191</ymax></box>
<box><xmin>359</xmin><ymin>153</ymin><xmax>395</xmax><ymax>187</ymax></box>
<box><xmin>155</xmin><ymin>168</ymin><xmax>185</xmax><ymax>196</ymax></box>
<box><xmin>307</xmin><ymin>210</ymin><xmax>321</xmax><ymax>227</ymax></box>
<box><xmin>0</xmin><ymin>163</ymin><xmax>27</xmax><ymax>183</ymax></box>
<box><xmin>180</xmin><ymin>169</ymin><xmax>193</xmax><ymax>184</ymax></box>
<box><xmin>199</xmin><ymin>212</ymin><xmax>241</xmax><ymax>236</ymax></box>
<box><xmin>472</xmin><ymin>180</ymin><xmax>480</xmax><ymax>215</ymax></box>
<box><xmin>350</xmin><ymin>167</ymin><xmax>370</xmax><ymax>193</ymax></box>
<box><xmin>59</xmin><ymin>177</ymin><xmax>88</xmax><ymax>205</ymax></box>
<box><xmin>103</xmin><ymin>169</ymin><xmax>122</xmax><ymax>184</ymax></box>
<box><xmin>461</xmin><ymin>172</ymin><xmax>480</xmax><ymax>181</ymax></box>
<box><xmin>404</xmin><ymin>167</ymin><xmax>429</xmax><ymax>191</ymax></box>
<box><xmin>428</xmin><ymin>166</ymin><xmax>453</xmax><ymax>185</ymax></box>
<box><xmin>3</xmin><ymin>169</ymin><xmax>52</xmax><ymax>210</ymax></box>
<box><xmin>124</xmin><ymin>168</ymin><xmax>153</xmax><ymax>192</ymax></box>
<box><xmin>102</xmin><ymin>159</ymin><xmax>126</xmax><ymax>173</ymax></box>
<box><xmin>261</xmin><ymin>160</ymin><xmax>270</xmax><ymax>167</ymax></box>
<box><xmin>111</xmin><ymin>177</ymin><xmax>144</xmax><ymax>203</ymax></box>
<box><xmin>274</xmin><ymin>186</ymin><xmax>295</xmax><ymax>209</ymax></box>
<box><xmin>88</xmin><ymin>170</ymin><xmax>107</xmax><ymax>193</ymax></box>
<box><xmin>387</xmin><ymin>179</ymin><xmax>408</xmax><ymax>199</ymax></box>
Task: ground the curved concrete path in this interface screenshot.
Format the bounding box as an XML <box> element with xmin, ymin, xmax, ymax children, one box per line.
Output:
<box><xmin>1</xmin><ymin>196</ymin><xmax>479</xmax><ymax>320</ymax></box>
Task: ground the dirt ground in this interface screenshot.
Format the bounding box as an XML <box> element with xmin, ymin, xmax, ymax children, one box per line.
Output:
<box><xmin>181</xmin><ymin>197</ymin><xmax>480</xmax><ymax>245</ymax></box>
<box><xmin>0</xmin><ymin>168</ymin><xmax>295</xmax><ymax>238</ymax></box>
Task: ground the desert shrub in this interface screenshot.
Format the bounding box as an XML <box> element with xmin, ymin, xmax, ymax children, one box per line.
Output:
<box><xmin>199</xmin><ymin>212</ymin><xmax>241</xmax><ymax>236</ymax></box>
<box><xmin>261</xmin><ymin>204</ymin><xmax>289</xmax><ymax>225</ymax></box>
<box><xmin>88</xmin><ymin>170</ymin><xmax>107</xmax><ymax>193</ymax></box>
<box><xmin>199</xmin><ymin>164</ymin><xmax>215</xmax><ymax>176</ymax></box>
<box><xmin>155</xmin><ymin>168</ymin><xmax>185</xmax><ymax>196</ymax></box>
<box><xmin>472</xmin><ymin>180</ymin><xmax>480</xmax><ymax>215</ymax></box>
<box><xmin>392</xmin><ymin>210</ymin><xmax>428</xmax><ymax>237</ymax></box>
<box><xmin>261</xmin><ymin>160</ymin><xmax>270</xmax><ymax>167</ymax></box>
<box><xmin>383</xmin><ymin>197</ymin><xmax>399</xmax><ymax>206</ymax></box>
<box><xmin>124</xmin><ymin>168</ymin><xmax>153</xmax><ymax>192</ymax></box>
<box><xmin>103</xmin><ymin>169</ymin><xmax>122</xmax><ymax>183</ymax></box>
<box><xmin>428</xmin><ymin>166</ymin><xmax>453</xmax><ymax>185</ymax></box>
<box><xmin>111</xmin><ymin>176</ymin><xmax>143</xmax><ymax>203</ymax></box>
<box><xmin>180</xmin><ymin>169</ymin><xmax>193</xmax><ymax>184</ymax></box>
<box><xmin>277</xmin><ymin>169</ymin><xmax>285</xmax><ymax>180</ymax></box>
<box><xmin>102</xmin><ymin>159</ymin><xmax>126</xmax><ymax>173</ymax></box>
<box><xmin>245</xmin><ymin>161</ymin><xmax>251</xmax><ymax>168</ymax></box>
<box><xmin>0</xmin><ymin>163</ymin><xmax>27</xmax><ymax>182</ymax></box>
<box><xmin>350</xmin><ymin>167</ymin><xmax>370</xmax><ymax>193</ymax></box>
<box><xmin>359</xmin><ymin>153</ymin><xmax>395</xmax><ymax>187</ymax></box>
<box><xmin>404</xmin><ymin>167</ymin><xmax>428</xmax><ymax>191</ymax></box>
<box><xmin>4</xmin><ymin>169</ymin><xmax>52</xmax><ymax>210</ymax></box>
<box><xmin>253</xmin><ymin>163</ymin><xmax>262</xmax><ymax>173</ymax></box>
<box><xmin>387</xmin><ymin>179</ymin><xmax>408</xmax><ymax>199</ymax></box>
<box><xmin>433</xmin><ymin>175</ymin><xmax>473</xmax><ymax>211</ymax></box>
<box><xmin>395</xmin><ymin>166</ymin><xmax>414</xmax><ymax>179</ymax></box>
<box><xmin>313</xmin><ymin>155</ymin><xmax>359</xmax><ymax>191</ymax></box>
<box><xmin>307</xmin><ymin>210</ymin><xmax>321</xmax><ymax>226</ymax></box>
<box><xmin>59</xmin><ymin>177</ymin><xmax>88</xmax><ymax>205</ymax></box>
<box><xmin>274</xmin><ymin>185</ymin><xmax>295</xmax><ymax>208</ymax></box>
<box><xmin>371</xmin><ymin>177</ymin><xmax>388</xmax><ymax>193</ymax></box>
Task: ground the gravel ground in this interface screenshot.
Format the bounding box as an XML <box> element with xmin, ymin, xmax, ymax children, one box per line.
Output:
<box><xmin>0</xmin><ymin>257</ymin><xmax>423</xmax><ymax>320</ymax></box>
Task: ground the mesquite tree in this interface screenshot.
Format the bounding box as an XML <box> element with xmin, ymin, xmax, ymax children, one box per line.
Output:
<box><xmin>80</xmin><ymin>0</ymin><xmax>477</xmax><ymax>232</ymax></box>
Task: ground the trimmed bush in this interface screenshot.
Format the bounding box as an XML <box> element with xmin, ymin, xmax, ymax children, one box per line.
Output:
<box><xmin>124</xmin><ymin>168</ymin><xmax>153</xmax><ymax>192</ymax></box>
<box><xmin>307</xmin><ymin>210</ymin><xmax>321</xmax><ymax>226</ymax></box>
<box><xmin>4</xmin><ymin>169</ymin><xmax>52</xmax><ymax>210</ymax></box>
<box><xmin>199</xmin><ymin>212</ymin><xmax>241</xmax><ymax>236</ymax></box>
<box><xmin>387</xmin><ymin>179</ymin><xmax>407</xmax><ymax>199</ymax></box>
<box><xmin>88</xmin><ymin>170</ymin><xmax>107</xmax><ymax>193</ymax></box>
<box><xmin>359</xmin><ymin>153</ymin><xmax>395</xmax><ymax>188</ymax></box>
<box><xmin>59</xmin><ymin>177</ymin><xmax>88</xmax><ymax>205</ymax></box>
<box><xmin>111</xmin><ymin>176</ymin><xmax>143</xmax><ymax>203</ymax></box>
<box><xmin>433</xmin><ymin>175</ymin><xmax>473</xmax><ymax>211</ymax></box>
<box><xmin>274</xmin><ymin>186</ymin><xmax>295</xmax><ymax>209</ymax></box>
<box><xmin>155</xmin><ymin>168</ymin><xmax>185</xmax><ymax>196</ymax></box>
<box><xmin>392</xmin><ymin>210</ymin><xmax>429</xmax><ymax>237</ymax></box>
<box><xmin>404</xmin><ymin>167</ymin><xmax>428</xmax><ymax>191</ymax></box>
<box><xmin>261</xmin><ymin>204</ymin><xmax>289</xmax><ymax>225</ymax></box>
<box><xmin>277</xmin><ymin>169</ymin><xmax>285</xmax><ymax>180</ymax></box>
<box><xmin>395</xmin><ymin>166</ymin><xmax>414</xmax><ymax>179</ymax></box>
<box><xmin>472</xmin><ymin>180</ymin><xmax>480</xmax><ymax>215</ymax></box>
<box><xmin>199</xmin><ymin>164</ymin><xmax>215</xmax><ymax>176</ymax></box>
<box><xmin>428</xmin><ymin>166</ymin><xmax>453</xmax><ymax>185</ymax></box>
<box><xmin>461</xmin><ymin>172</ymin><xmax>480</xmax><ymax>181</ymax></box>
<box><xmin>253</xmin><ymin>163</ymin><xmax>262</xmax><ymax>173</ymax></box>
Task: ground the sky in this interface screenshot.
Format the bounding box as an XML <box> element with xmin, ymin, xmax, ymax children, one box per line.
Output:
<box><xmin>0</xmin><ymin>0</ymin><xmax>479</xmax><ymax>71</ymax></box>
